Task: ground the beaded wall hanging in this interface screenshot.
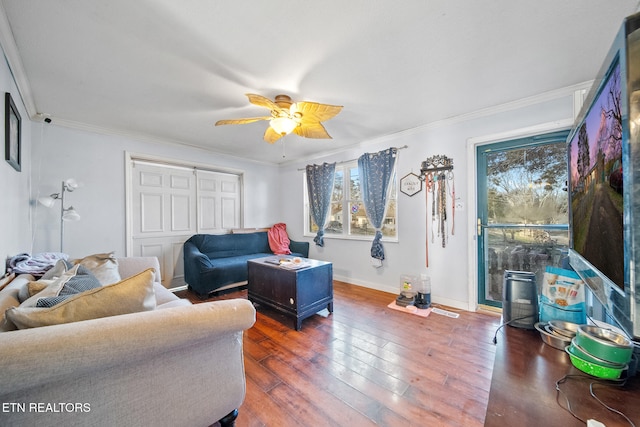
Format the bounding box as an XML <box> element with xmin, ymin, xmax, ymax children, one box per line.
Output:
<box><xmin>420</xmin><ymin>155</ymin><xmax>454</xmax><ymax>267</ymax></box>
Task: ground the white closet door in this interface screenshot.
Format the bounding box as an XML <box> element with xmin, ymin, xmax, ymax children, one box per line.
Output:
<box><xmin>196</xmin><ymin>169</ymin><xmax>241</xmax><ymax>233</ymax></box>
<box><xmin>130</xmin><ymin>162</ymin><xmax>196</xmax><ymax>288</ymax></box>
<box><xmin>129</xmin><ymin>161</ymin><xmax>242</xmax><ymax>289</ymax></box>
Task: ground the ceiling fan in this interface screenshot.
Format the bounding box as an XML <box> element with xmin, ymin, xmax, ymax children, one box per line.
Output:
<box><xmin>215</xmin><ymin>94</ymin><xmax>343</xmax><ymax>144</ymax></box>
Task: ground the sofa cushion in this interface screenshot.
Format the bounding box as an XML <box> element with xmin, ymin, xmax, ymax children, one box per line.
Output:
<box><xmin>72</xmin><ymin>252</ymin><xmax>121</xmax><ymax>285</ymax></box>
<box><xmin>189</xmin><ymin>232</ymin><xmax>272</xmax><ymax>259</ymax></box>
<box><xmin>205</xmin><ymin>253</ymin><xmax>272</xmax><ymax>282</ymax></box>
<box><xmin>117</xmin><ymin>257</ymin><xmax>162</xmax><ymax>284</ymax></box>
<box><xmin>5</xmin><ymin>269</ymin><xmax>156</xmax><ymax>329</ymax></box>
<box><xmin>153</xmin><ymin>282</ymin><xmax>181</xmax><ymax>305</ymax></box>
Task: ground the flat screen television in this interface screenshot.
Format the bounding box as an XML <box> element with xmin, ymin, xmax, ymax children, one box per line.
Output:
<box><xmin>568</xmin><ymin>12</ymin><xmax>640</xmax><ymax>340</ymax></box>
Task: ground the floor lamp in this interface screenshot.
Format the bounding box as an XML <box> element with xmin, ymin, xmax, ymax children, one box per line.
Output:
<box><xmin>38</xmin><ymin>178</ymin><xmax>81</xmax><ymax>253</ymax></box>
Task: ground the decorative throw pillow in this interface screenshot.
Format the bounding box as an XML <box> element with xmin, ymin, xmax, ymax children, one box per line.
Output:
<box><xmin>72</xmin><ymin>252</ymin><xmax>121</xmax><ymax>285</ymax></box>
<box><xmin>19</xmin><ymin>258</ymin><xmax>75</xmax><ymax>301</ymax></box>
<box><xmin>18</xmin><ymin>265</ymin><xmax>99</xmax><ymax>308</ymax></box>
<box><xmin>40</xmin><ymin>258</ymin><xmax>74</xmax><ymax>281</ymax></box>
<box><xmin>0</xmin><ymin>288</ymin><xmax>21</xmax><ymax>331</ymax></box>
<box><xmin>35</xmin><ymin>266</ymin><xmax>101</xmax><ymax>308</ymax></box>
<box><xmin>17</xmin><ymin>279</ymin><xmax>54</xmax><ymax>303</ymax></box>
<box><xmin>5</xmin><ymin>269</ymin><xmax>156</xmax><ymax>330</ymax></box>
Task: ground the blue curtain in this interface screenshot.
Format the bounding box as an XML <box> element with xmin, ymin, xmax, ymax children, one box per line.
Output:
<box><xmin>306</xmin><ymin>162</ymin><xmax>336</xmax><ymax>246</ymax></box>
<box><xmin>358</xmin><ymin>148</ymin><xmax>398</xmax><ymax>260</ymax></box>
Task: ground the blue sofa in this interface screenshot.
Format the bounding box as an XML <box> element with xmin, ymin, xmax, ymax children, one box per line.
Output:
<box><xmin>184</xmin><ymin>232</ymin><xmax>309</xmax><ymax>297</ymax></box>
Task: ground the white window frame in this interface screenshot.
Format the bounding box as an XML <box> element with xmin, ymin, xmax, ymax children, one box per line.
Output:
<box><xmin>303</xmin><ymin>161</ymin><xmax>398</xmax><ymax>242</ymax></box>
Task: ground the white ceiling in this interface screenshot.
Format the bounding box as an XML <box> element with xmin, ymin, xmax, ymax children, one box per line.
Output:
<box><xmin>1</xmin><ymin>1</ymin><xmax>639</xmax><ymax>164</ymax></box>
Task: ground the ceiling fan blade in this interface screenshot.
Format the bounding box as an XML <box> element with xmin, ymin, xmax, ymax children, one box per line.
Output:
<box><xmin>293</xmin><ymin>101</ymin><xmax>343</xmax><ymax>122</ymax></box>
<box><xmin>264</xmin><ymin>126</ymin><xmax>284</xmax><ymax>144</ymax></box>
<box><xmin>215</xmin><ymin>117</ymin><xmax>271</xmax><ymax>126</ymax></box>
<box><xmin>293</xmin><ymin>121</ymin><xmax>332</xmax><ymax>139</ymax></box>
<box><xmin>246</xmin><ymin>93</ymin><xmax>282</xmax><ymax>113</ymax></box>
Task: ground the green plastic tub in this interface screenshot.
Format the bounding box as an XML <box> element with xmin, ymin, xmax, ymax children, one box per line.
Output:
<box><xmin>566</xmin><ymin>346</ymin><xmax>627</xmax><ymax>379</ymax></box>
<box><xmin>575</xmin><ymin>325</ymin><xmax>633</xmax><ymax>365</ymax></box>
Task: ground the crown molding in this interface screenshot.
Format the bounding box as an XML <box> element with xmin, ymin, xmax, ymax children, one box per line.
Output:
<box><xmin>48</xmin><ymin>116</ymin><xmax>280</xmax><ymax>166</ymax></box>
<box><xmin>280</xmin><ymin>81</ymin><xmax>594</xmax><ymax>168</ymax></box>
<box><xmin>393</xmin><ymin>81</ymin><xmax>594</xmax><ymax>136</ymax></box>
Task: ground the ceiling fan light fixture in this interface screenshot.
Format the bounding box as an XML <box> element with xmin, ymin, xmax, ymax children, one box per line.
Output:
<box><xmin>216</xmin><ymin>93</ymin><xmax>342</xmax><ymax>143</ymax></box>
<box><xmin>270</xmin><ymin>116</ymin><xmax>297</xmax><ymax>135</ymax></box>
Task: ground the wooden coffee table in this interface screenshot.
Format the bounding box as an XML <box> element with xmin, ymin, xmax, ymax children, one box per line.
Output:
<box><xmin>247</xmin><ymin>257</ymin><xmax>333</xmax><ymax>330</ymax></box>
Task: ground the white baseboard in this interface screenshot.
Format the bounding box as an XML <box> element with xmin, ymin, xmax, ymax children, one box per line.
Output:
<box><xmin>333</xmin><ymin>274</ymin><xmax>469</xmax><ymax>311</ymax></box>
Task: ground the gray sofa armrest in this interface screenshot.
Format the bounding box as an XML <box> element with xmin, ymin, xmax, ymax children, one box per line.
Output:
<box><xmin>0</xmin><ymin>299</ymin><xmax>256</xmax><ymax>426</ymax></box>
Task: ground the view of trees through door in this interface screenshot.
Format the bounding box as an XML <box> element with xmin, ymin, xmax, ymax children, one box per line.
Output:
<box><xmin>477</xmin><ymin>131</ymin><xmax>570</xmax><ymax>307</ymax></box>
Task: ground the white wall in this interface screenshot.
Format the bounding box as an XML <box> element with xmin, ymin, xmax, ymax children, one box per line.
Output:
<box><xmin>0</xmin><ymin>46</ymin><xmax>32</xmax><ymax>261</ymax></box>
<box><xmin>279</xmin><ymin>87</ymin><xmax>585</xmax><ymax>310</ymax></box>
<box><xmin>4</xmin><ymin>36</ymin><xmax>586</xmax><ymax>312</ymax></box>
<box><xmin>30</xmin><ymin>124</ymin><xmax>282</xmax><ymax>258</ymax></box>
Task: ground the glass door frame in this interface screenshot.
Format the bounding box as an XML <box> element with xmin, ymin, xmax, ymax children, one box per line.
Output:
<box><xmin>476</xmin><ymin>130</ymin><xmax>570</xmax><ymax>308</ymax></box>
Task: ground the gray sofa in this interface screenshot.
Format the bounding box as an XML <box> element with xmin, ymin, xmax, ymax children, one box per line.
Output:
<box><xmin>0</xmin><ymin>257</ymin><xmax>255</xmax><ymax>427</ymax></box>
<box><xmin>184</xmin><ymin>231</ymin><xmax>310</xmax><ymax>297</ymax></box>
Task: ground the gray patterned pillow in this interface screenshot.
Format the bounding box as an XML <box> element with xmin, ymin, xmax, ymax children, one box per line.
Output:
<box><xmin>5</xmin><ymin>269</ymin><xmax>156</xmax><ymax>329</ymax></box>
<box><xmin>40</xmin><ymin>258</ymin><xmax>74</xmax><ymax>281</ymax></box>
<box><xmin>17</xmin><ymin>265</ymin><xmax>100</xmax><ymax>309</ymax></box>
<box><xmin>35</xmin><ymin>265</ymin><xmax>101</xmax><ymax>307</ymax></box>
<box><xmin>18</xmin><ymin>258</ymin><xmax>75</xmax><ymax>303</ymax></box>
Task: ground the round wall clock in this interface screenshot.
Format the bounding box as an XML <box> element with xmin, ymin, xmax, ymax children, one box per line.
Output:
<box><xmin>400</xmin><ymin>172</ymin><xmax>422</xmax><ymax>196</ymax></box>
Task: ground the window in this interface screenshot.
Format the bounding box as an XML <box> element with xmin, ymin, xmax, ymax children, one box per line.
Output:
<box><xmin>304</xmin><ymin>161</ymin><xmax>398</xmax><ymax>240</ymax></box>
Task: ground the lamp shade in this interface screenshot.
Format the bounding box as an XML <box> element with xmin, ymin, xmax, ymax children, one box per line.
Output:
<box><xmin>62</xmin><ymin>206</ymin><xmax>81</xmax><ymax>221</ymax></box>
<box><xmin>38</xmin><ymin>195</ymin><xmax>56</xmax><ymax>208</ymax></box>
<box><xmin>270</xmin><ymin>117</ymin><xmax>297</xmax><ymax>135</ymax></box>
<box><xmin>63</xmin><ymin>178</ymin><xmax>79</xmax><ymax>191</ymax></box>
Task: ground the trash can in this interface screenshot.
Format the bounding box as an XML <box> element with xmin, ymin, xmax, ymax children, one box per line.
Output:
<box><xmin>502</xmin><ymin>270</ymin><xmax>538</xmax><ymax>329</ymax></box>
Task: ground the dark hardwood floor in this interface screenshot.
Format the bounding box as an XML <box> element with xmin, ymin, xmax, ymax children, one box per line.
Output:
<box><xmin>176</xmin><ymin>281</ymin><xmax>501</xmax><ymax>427</ymax></box>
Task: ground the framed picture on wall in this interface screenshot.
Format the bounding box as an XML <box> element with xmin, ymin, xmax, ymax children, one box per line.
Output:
<box><xmin>5</xmin><ymin>92</ymin><xmax>21</xmax><ymax>172</ymax></box>
<box><xmin>400</xmin><ymin>172</ymin><xmax>422</xmax><ymax>196</ymax></box>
